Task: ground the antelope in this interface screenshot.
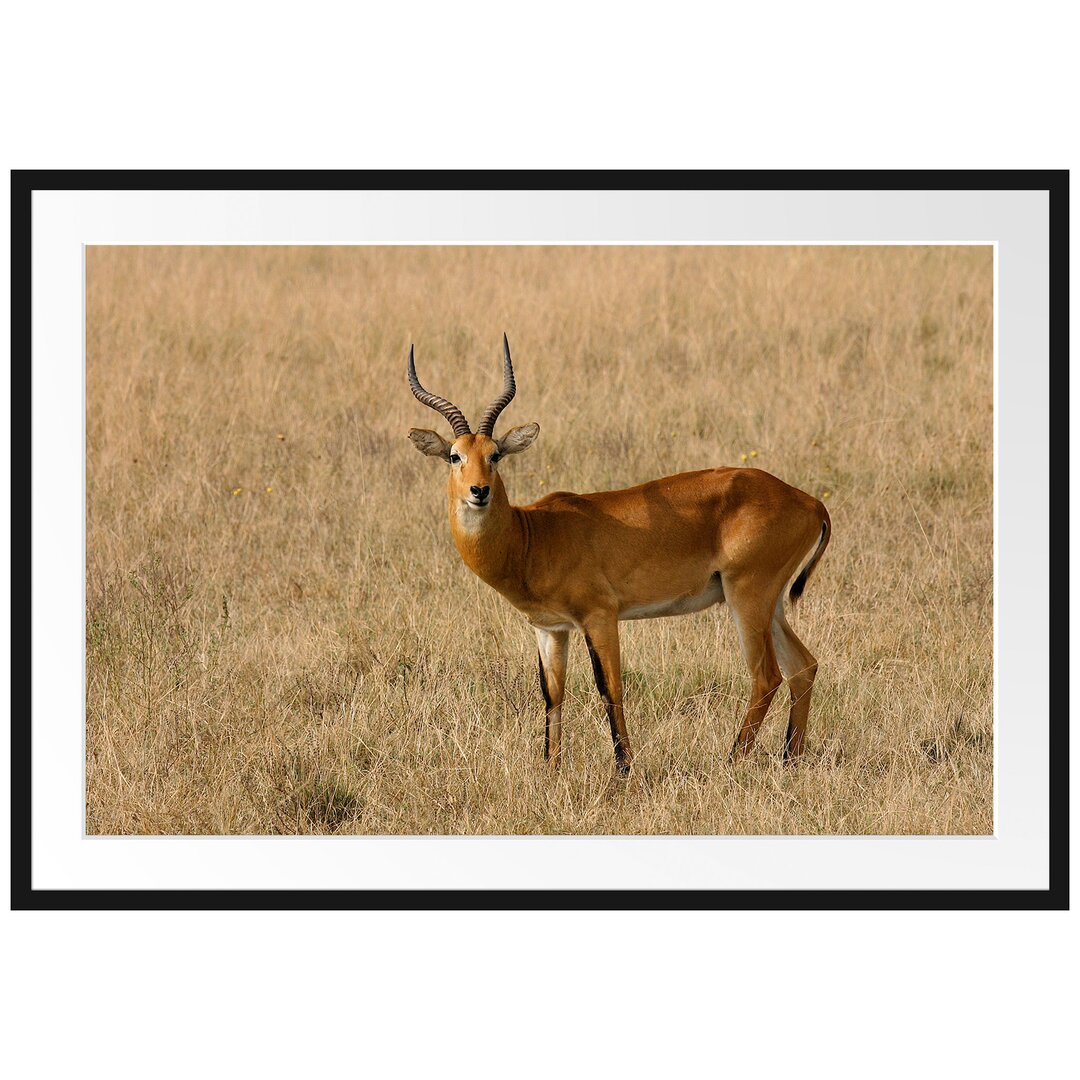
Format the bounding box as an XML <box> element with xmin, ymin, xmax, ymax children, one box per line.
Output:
<box><xmin>407</xmin><ymin>335</ymin><xmax>831</xmax><ymax>776</ymax></box>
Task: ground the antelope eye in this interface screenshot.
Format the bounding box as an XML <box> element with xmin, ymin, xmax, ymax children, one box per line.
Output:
<box><xmin>490</xmin><ymin>453</ymin><xmax>501</xmax><ymax>465</ymax></box>
<box><xmin>449</xmin><ymin>453</ymin><xmax>461</xmax><ymax>465</ymax></box>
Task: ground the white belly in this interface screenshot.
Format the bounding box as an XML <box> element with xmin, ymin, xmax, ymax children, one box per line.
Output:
<box><xmin>619</xmin><ymin>576</ymin><xmax>725</xmax><ymax>621</ymax></box>
<box><xmin>524</xmin><ymin>607</ymin><xmax>576</xmax><ymax>633</ymax></box>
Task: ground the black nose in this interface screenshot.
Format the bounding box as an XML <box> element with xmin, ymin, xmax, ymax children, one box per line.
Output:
<box><xmin>470</xmin><ymin>485</ymin><xmax>490</xmax><ymax>501</ymax></box>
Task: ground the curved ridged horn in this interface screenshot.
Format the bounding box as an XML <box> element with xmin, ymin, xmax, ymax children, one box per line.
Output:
<box><xmin>407</xmin><ymin>345</ymin><xmax>472</xmax><ymax>437</ymax></box>
<box><xmin>476</xmin><ymin>334</ymin><xmax>517</xmax><ymax>436</ymax></box>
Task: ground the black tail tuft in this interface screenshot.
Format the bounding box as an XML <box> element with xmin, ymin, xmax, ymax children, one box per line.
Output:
<box><xmin>789</xmin><ymin>515</ymin><xmax>831</xmax><ymax>605</ymax></box>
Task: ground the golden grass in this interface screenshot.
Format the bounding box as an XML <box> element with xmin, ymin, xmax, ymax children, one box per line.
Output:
<box><xmin>85</xmin><ymin>244</ymin><xmax>993</xmax><ymax>834</ymax></box>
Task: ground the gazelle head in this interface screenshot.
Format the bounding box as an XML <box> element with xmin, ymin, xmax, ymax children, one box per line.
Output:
<box><xmin>408</xmin><ymin>335</ymin><xmax>539</xmax><ymax>514</ymax></box>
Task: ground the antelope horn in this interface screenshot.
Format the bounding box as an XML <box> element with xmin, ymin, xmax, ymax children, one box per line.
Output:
<box><xmin>407</xmin><ymin>345</ymin><xmax>472</xmax><ymax>437</ymax></box>
<box><xmin>476</xmin><ymin>334</ymin><xmax>517</xmax><ymax>437</ymax></box>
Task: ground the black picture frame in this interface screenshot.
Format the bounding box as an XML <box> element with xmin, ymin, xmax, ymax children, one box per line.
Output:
<box><xmin>10</xmin><ymin>169</ymin><xmax>1068</xmax><ymax>911</ymax></box>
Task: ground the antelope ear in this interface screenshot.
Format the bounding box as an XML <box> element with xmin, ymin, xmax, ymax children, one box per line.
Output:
<box><xmin>496</xmin><ymin>422</ymin><xmax>540</xmax><ymax>456</ymax></box>
<box><xmin>408</xmin><ymin>428</ymin><xmax>452</xmax><ymax>461</ymax></box>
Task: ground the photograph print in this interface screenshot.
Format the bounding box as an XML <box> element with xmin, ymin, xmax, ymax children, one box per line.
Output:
<box><xmin>85</xmin><ymin>242</ymin><xmax>994</xmax><ymax>837</ymax></box>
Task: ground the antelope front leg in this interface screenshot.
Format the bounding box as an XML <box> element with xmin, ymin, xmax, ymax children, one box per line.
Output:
<box><xmin>582</xmin><ymin>615</ymin><xmax>632</xmax><ymax>777</ymax></box>
<box><xmin>535</xmin><ymin>627</ymin><xmax>569</xmax><ymax>768</ymax></box>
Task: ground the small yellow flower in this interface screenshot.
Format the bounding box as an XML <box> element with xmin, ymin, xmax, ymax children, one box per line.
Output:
<box><xmin>232</xmin><ymin>488</ymin><xmax>242</xmax><ymax>496</ymax></box>
<box><xmin>822</xmin><ymin>490</ymin><xmax>831</xmax><ymax>500</ymax></box>
<box><xmin>265</xmin><ymin>486</ymin><xmax>273</xmax><ymax>493</ymax></box>
<box><xmin>539</xmin><ymin>479</ymin><xmax>546</xmax><ymax>487</ymax></box>
<box><xmin>740</xmin><ymin>453</ymin><xmax>748</xmax><ymax>463</ymax></box>
<box><xmin>750</xmin><ymin>450</ymin><xmax>758</xmax><ymax>458</ymax></box>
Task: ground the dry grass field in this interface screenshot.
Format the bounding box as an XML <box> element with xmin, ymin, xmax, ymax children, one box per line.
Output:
<box><xmin>85</xmin><ymin>245</ymin><xmax>993</xmax><ymax>835</ymax></box>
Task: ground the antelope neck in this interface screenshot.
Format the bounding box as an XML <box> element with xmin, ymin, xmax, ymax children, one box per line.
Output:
<box><xmin>447</xmin><ymin>477</ymin><xmax>526</xmax><ymax>595</ymax></box>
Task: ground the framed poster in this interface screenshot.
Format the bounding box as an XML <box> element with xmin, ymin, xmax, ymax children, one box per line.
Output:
<box><xmin>11</xmin><ymin>170</ymin><xmax>1067</xmax><ymax>908</ymax></box>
